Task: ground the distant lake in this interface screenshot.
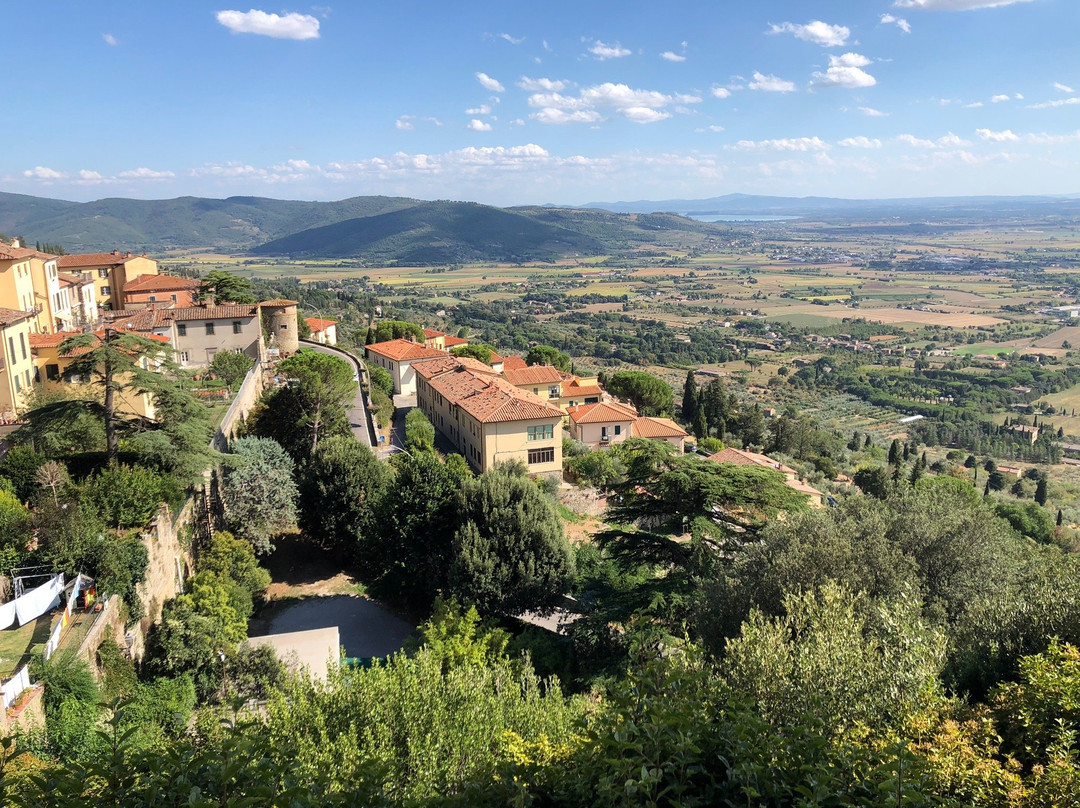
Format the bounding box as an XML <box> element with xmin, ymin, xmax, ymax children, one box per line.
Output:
<box><xmin>687</xmin><ymin>214</ymin><xmax>801</xmax><ymax>222</ymax></box>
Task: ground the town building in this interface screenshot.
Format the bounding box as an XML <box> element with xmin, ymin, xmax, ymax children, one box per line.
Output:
<box><xmin>414</xmin><ymin>356</ymin><xmax>564</xmax><ymax>474</ymax></box>
<box><xmin>631</xmin><ymin>416</ymin><xmax>689</xmax><ymax>451</ymax></box>
<box><xmin>0</xmin><ymin>243</ymin><xmax>43</xmax><ymax>328</ymax></box>
<box><xmin>57</xmin><ymin>251</ymin><xmax>158</xmax><ymax>310</ymax></box>
<box><xmin>566</xmin><ymin>401</ymin><xmax>637</xmax><ymax>449</ymax></box>
<box><xmin>364</xmin><ymin>338</ymin><xmax>450</xmax><ymax>395</ymax></box>
<box><xmin>501</xmin><ymin>365</ymin><xmax>604</xmax><ymax>411</ymax></box>
<box><xmin>107</xmin><ymin>302</ymin><xmax>263</xmax><ymax>368</ymax></box>
<box><xmin>122</xmin><ymin>274</ymin><xmax>201</xmax><ymax>309</ymax></box>
<box><xmin>305</xmin><ymin>317</ymin><xmax>338</xmax><ymax>346</ymax></box>
<box><xmin>0</xmin><ymin>308</ymin><xmax>37</xmax><ymax>419</ymax></box>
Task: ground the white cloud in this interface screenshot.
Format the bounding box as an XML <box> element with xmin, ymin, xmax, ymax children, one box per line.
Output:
<box><xmin>838</xmin><ymin>136</ymin><xmax>882</xmax><ymax>148</ymax></box>
<box><xmin>588</xmin><ymin>40</ymin><xmax>631</xmax><ymax>60</ymax></box>
<box><xmin>1015</xmin><ymin>93</ymin><xmax>1024</xmax><ymax>100</ymax></box>
<box><xmin>897</xmin><ymin>132</ymin><xmax>971</xmax><ymax>148</ymax></box>
<box><xmin>661</xmin><ymin>51</ymin><xmax>686</xmax><ymax>62</ymax></box>
<box><xmin>117</xmin><ymin>167</ymin><xmax>175</xmax><ymax>179</ymax></box>
<box><xmin>711</xmin><ymin>87</ymin><xmax>732</xmax><ymax>99</ymax></box>
<box><xmin>1029</xmin><ymin>97</ymin><xmax>1080</xmax><ymax>109</ymax></box>
<box><xmin>78</xmin><ymin>170</ymin><xmax>104</xmax><ymax>181</ymax></box>
<box><xmin>215</xmin><ymin>9</ymin><xmax>320</xmax><ymax>40</ymax></box>
<box><xmin>468</xmin><ymin>119</ymin><xmax>493</xmax><ymax>132</ymax></box>
<box><xmin>731</xmin><ymin>137</ymin><xmax>830</xmax><ymax>152</ymax></box>
<box><xmin>1054</xmin><ymin>82</ymin><xmax>1075</xmax><ymax>93</ymax></box>
<box><xmin>976</xmin><ymin>128</ymin><xmax>1019</xmax><ymax>141</ymax></box>
<box><xmin>528</xmin><ymin>82</ymin><xmax>694</xmax><ymax>125</ymax></box>
<box><xmin>395</xmin><ymin>116</ymin><xmax>414</xmax><ymax>131</ymax></box>
<box><xmin>517</xmin><ymin>76</ymin><xmax>567</xmax><ymax>92</ymax></box>
<box><xmin>102</xmin><ymin>33</ymin><xmax>118</xmax><ymax>46</ymax></box>
<box><xmin>880</xmin><ymin>14</ymin><xmax>912</xmax><ymax>32</ymax></box>
<box><xmin>965</xmin><ymin>102</ymin><xmax>984</xmax><ymax>108</ymax></box>
<box><xmin>893</xmin><ymin>0</ymin><xmax>1037</xmax><ymax>8</ymax></box>
<box><xmin>748</xmin><ymin>71</ymin><xmax>796</xmax><ymax>92</ymax></box>
<box><xmin>991</xmin><ymin>94</ymin><xmax>1011</xmax><ymax>103</ymax></box>
<box><xmin>475</xmin><ymin>72</ymin><xmax>505</xmax><ymax>92</ymax></box>
<box><xmin>499</xmin><ymin>33</ymin><xmax>524</xmax><ymax>45</ymax></box>
<box><xmin>812</xmin><ymin>53</ymin><xmax>877</xmax><ymax>89</ymax></box>
<box><xmin>530</xmin><ymin>108</ymin><xmax>603</xmax><ymax>125</ymax></box>
<box><xmin>768</xmin><ymin>21</ymin><xmax>850</xmax><ymax>47</ymax></box>
<box><xmin>24</xmin><ymin>166</ymin><xmax>64</xmax><ymax>179</ymax></box>
<box><xmin>859</xmin><ymin>106</ymin><xmax>889</xmax><ymax>116</ymax></box>
<box><xmin>707</xmin><ymin>125</ymin><xmax>725</xmax><ymax>132</ymax></box>
<box><xmin>466</xmin><ymin>104</ymin><xmax>492</xmax><ymax>115</ymax></box>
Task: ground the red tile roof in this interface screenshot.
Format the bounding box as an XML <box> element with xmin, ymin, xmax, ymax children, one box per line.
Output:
<box><xmin>422</xmin><ymin>360</ymin><xmax>564</xmax><ymax>424</ymax></box>
<box><xmin>423</xmin><ymin>328</ymin><xmax>445</xmax><ymax>339</ymax></box>
<box><xmin>567</xmin><ymin>401</ymin><xmax>637</xmax><ymax>424</ymax></box>
<box><xmin>503</xmin><ymin>365</ymin><xmax>568</xmax><ymax>386</ymax></box>
<box><xmin>0</xmin><ymin>308</ymin><xmax>35</xmax><ymax>327</ymax></box>
<box><xmin>305</xmin><ymin>317</ymin><xmax>338</xmax><ymax>332</ymax></box>
<box><xmin>706</xmin><ymin>447</ymin><xmax>796</xmax><ymax>475</ymax></box>
<box><xmin>36</xmin><ymin>328</ymin><xmax>172</xmax><ymax>358</ymax></box>
<box><xmin>57</xmin><ymin>272</ymin><xmax>92</xmax><ymax>288</ymax></box>
<box><xmin>258</xmin><ymin>298</ymin><xmax>298</xmax><ymax>307</ymax></box>
<box><xmin>365</xmin><ymin>338</ymin><xmax>448</xmax><ymax>362</ymax></box>
<box><xmin>56</xmin><ymin>251</ymin><xmax>137</xmax><ymax>269</ymax></box>
<box><xmin>632</xmin><ymin>416</ymin><xmax>689</xmax><ymax>439</ymax></box>
<box><xmin>123</xmin><ymin>274</ymin><xmax>201</xmax><ymax>292</ymax></box>
<box><xmin>414</xmin><ymin>355</ymin><xmax>500</xmax><ymax>379</ymax></box>
<box><xmin>443</xmin><ymin>335</ymin><xmax>470</xmax><ymax>348</ymax></box>
<box><xmin>502</xmin><ymin>355</ymin><xmax>528</xmax><ymax>371</ymax></box>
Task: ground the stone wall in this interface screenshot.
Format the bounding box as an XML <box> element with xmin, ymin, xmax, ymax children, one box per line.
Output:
<box><xmin>212</xmin><ymin>360</ymin><xmax>264</xmax><ymax>452</ymax></box>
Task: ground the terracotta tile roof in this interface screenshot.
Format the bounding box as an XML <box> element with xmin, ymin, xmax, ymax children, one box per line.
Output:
<box><xmin>0</xmin><ymin>245</ymin><xmax>37</xmax><ymax>261</ymax></box>
<box><xmin>305</xmin><ymin>317</ymin><xmax>338</xmax><ymax>332</ymax></box>
<box><xmin>632</xmin><ymin>416</ymin><xmax>689</xmax><ymax>439</ymax></box>
<box><xmin>423</xmin><ymin>328</ymin><xmax>445</xmax><ymax>339</ymax></box>
<box><xmin>443</xmin><ymin>335</ymin><xmax>470</xmax><ymax>348</ymax></box>
<box><xmin>30</xmin><ymin>332</ymin><xmax>74</xmax><ymax>349</ymax></box>
<box><xmin>258</xmin><ymin>298</ymin><xmax>298</xmax><ymax>307</ymax></box>
<box><xmin>706</xmin><ymin>447</ymin><xmax>796</xmax><ymax>476</ymax></box>
<box><xmin>487</xmin><ymin>349</ymin><xmax>504</xmax><ymax>364</ymax></box>
<box><xmin>42</xmin><ymin>328</ymin><xmax>171</xmax><ymax>358</ymax></box>
<box><xmin>501</xmin><ymin>355</ymin><xmax>528</xmax><ymax>371</ymax></box>
<box><xmin>57</xmin><ymin>272</ymin><xmax>92</xmax><ymax>288</ymax></box>
<box><xmin>784</xmin><ymin>478</ymin><xmax>825</xmax><ymax>499</ymax></box>
<box><xmin>562</xmin><ymin>379</ymin><xmax>605</xmax><ymax>398</ymax></box>
<box><xmin>123</xmin><ymin>274</ymin><xmax>201</xmax><ymax>292</ymax></box>
<box><xmin>365</xmin><ymin>338</ymin><xmax>448</xmax><ymax>362</ymax></box>
<box><xmin>567</xmin><ymin>401</ymin><xmax>637</xmax><ymax>424</ymax></box>
<box><xmin>56</xmin><ymin>251</ymin><xmax>136</xmax><ymax>268</ymax></box>
<box><xmin>0</xmin><ymin>308</ymin><xmax>35</xmax><ymax>327</ymax></box>
<box><xmin>425</xmin><ymin>362</ymin><xmax>564</xmax><ymax>424</ymax></box>
<box><xmin>503</xmin><ymin>365</ymin><xmax>568</xmax><ymax>386</ymax></box>
<box><xmin>104</xmin><ymin>308</ymin><xmax>164</xmax><ymax>331</ymax></box>
<box><xmin>414</xmin><ymin>355</ymin><xmax>500</xmax><ymax>379</ymax></box>
<box><xmin>160</xmin><ymin>304</ymin><xmax>260</xmax><ymax>322</ymax></box>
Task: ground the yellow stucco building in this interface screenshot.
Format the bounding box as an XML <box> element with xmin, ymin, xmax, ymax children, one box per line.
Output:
<box><xmin>57</xmin><ymin>251</ymin><xmax>158</xmax><ymax>311</ymax></box>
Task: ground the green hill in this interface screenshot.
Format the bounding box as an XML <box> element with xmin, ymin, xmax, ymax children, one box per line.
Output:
<box><xmin>249</xmin><ymin>201</ymin><xmax>608</xmax><ymax>263</ymax></box>
<box><xmin>0</xmin><ymin>193</ymin><xmax>421</xmax><ymax>252</ymax></box>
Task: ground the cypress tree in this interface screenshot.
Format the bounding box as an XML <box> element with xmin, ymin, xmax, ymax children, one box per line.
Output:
<box><xmin>1035</xmin><ymin>477</ymin><xmax>1048</xmax><ymax>506</ymax></box>
<box><xmin>888</xmin><ymin>439</ymin><xmax>900</xmax><ymax>466</ymax></box>
<box><xmin>1057</xmin><ymin>508</ymin><xmax>1063</xmax><ymax>527</ymax></box>
<box><xmin>682</xmin><ymin>370</ymin><xmax>699</xmax><ymax>425</ymax></box>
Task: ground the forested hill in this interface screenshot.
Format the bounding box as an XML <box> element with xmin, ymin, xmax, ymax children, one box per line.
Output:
<box><xmin>0</xmin><ymin>191</ymin><xmax>731</xmax><ymax>261</ymax></box>
<box><xmin>0</xmin><ymin>192</ymin><xmax>420</xmax><ymax>253</ymax></box>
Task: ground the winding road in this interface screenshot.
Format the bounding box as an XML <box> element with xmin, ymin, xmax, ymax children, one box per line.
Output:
<box><xmin>298</xmin><ymin>339</ymin><xmax>377</xmax><ymax>449</ymax></box>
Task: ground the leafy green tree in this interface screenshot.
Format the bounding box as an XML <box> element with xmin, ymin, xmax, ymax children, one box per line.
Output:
<box><xmin>405</xmin><ymin>408</ymin><xmax>436</xmax><ymax>454</ymax></box>
<box><xmin>888</xmin><ymin>438</ymin><xmax>901</xmax><ymax>466</ymax></box>
<box><xmin>299</xmin><ymin>436</ymin><xmax>389</xmax><ymax>555</ymax></box>
<box><xmin>209</xmin><ymin>349</ymin><xmax>255</xmax><ymax>391</ymax></box>
<box><xmin>60</xmin><ymin>329</ymin><xmax>172</xmax><ymax>462</ymax></box>
<box><xmin>33</xmin><ymin>495</ymin><xmax>105</xmax><ymax>576</ymax></box>
<box><xmin>367</xmin><ymin>364</ymin><xmax>394</xmax><ymax>398</ymax></box>
<box><xmin>450</xmin><ymin>343</ymin><xmax>494</xmax><ymax>363</ymax></box>
<box><xmin>82</xmin><ymin>463</ymin><xmax>168</xmax><ymax>530</ymax></box>
<box><xmin>0</xmin><ymin>488</ymin><xmax>31</xmax><ymax>570</ymax></box>
<box><xmin>450</xmin><ymin>464</ymin><xmax>575</xmax><ymax>614</ymax></box>
<box><xmin>127</xmin><ymin>383</ymin><xmax>214</xmax><ymax>484</ymax></box>
<box><xmin>605</xmin><ymin>370</ymin><xmax>673</xmax><ymax>416</ymax></box>
<box><xmin>197</xmin><ymin>530</ymin><xmax>271</xmax><ymax>598</ymax></box>
<box><xmin>0</xmin><ymin>445</ymin><xmax>46</xmax><ymax>501</ymax></box>
<box><xmin>373</xmin><ymin>320</ymin><xmax>425</xmax><ymax>342</ymax></box>
<box><xmin>200</xmin><ymin>269</ymin><xmax>255</xmax><ymax>303</ymax></box>
<box><xmin>564</xmin><ymin>450</ymin><xmax>624</xmax><ymax>488</ymax></box>
<box><xmin>261</xmin><ymin>349</ymin><xmax>356</xmax><ymax>457</ymax></box>
<box><xmin>995</xmin><ymin>501</ymin><xmax>1055</xmax><ymax>543</ymax></box>
<box><xmin>853</xmin><ymin>464</ymin><xmax>891</xmax><ymax>499</ymax></box>
<box><xmin>524</xmin><ymin>345</ymin><xmax>571</xmax><ymax>372</ymax></box>
<box><xmin>222</xmin><ymin>437</ymin><xmax>298</xmax><ymax>554</ymax></box>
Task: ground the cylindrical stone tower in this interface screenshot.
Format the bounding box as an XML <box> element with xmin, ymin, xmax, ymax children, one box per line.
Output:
<box><xmin>260</xmin><ymin>299</ymin><xmax>300</xmax><ymax>354</ymax></box>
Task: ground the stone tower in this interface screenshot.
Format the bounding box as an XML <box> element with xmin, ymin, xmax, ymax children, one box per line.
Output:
<box><xmin>259</xmin><ymin>299</ymin><xmax>299</xmax><ymax>354</ymax></box>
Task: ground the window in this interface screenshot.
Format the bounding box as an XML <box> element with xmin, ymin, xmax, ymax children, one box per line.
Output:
<box><xmin>101</xmin><ymin>285</ymin><xmax>110</xmax><ymax>297</ymax></box>
<box><xmin>19</xmin><ymin>333</ymin><xmax>26</xmax><ymax>360</ymax></box>
<box><xmin>527</xmin><ymin>424</ymin><xmax>554</xmax><ymax>441</ymax></box>
<box><xmin>232</xmin><ymin>321</ymin><xmax>242</xmax><ymax>334</ymax></box>
<box><xmin>46</xmin><ymin>363</ymin><xmax>60</xmax><ymax>381</ymax></box>
<box><xmin>149</xmin><ymin>296</ymin><xmax>156</xmax><ymax>304</ymax></box>
<box><xmin>13</xmin><ymin>375</ymin><xmax>20</xmax><ymax>394</ymax></box>
<box><xmin>171</xmin><ymin>294</ymin><xmax>177</xmax><ymax>302</ymax></box>
<box><xmin>548</xmin><ymin>385</ymin><xmax>560</xmax><ymax>399</ymax></box>
<box><xmin>98</xmin><ymin>268</ymin><xmax>109</xmax><ymax>278</ymax></box>
<box><xmin>177</xmin><ymin>323</ymin><xmax>187</xmax><ymax>336</ymax></box>
<box><xmin>601</xmin><ymin>426</ymin><xmax>608</xmax><ymax>437</ymax></box>
<box><xmin>205</xmin><ymin>322</ymin><xmax>215</xmax><ymax>335</ymax></box>
<box><xmin>528</xmin><ymin>448</ymin><xmax>555</xmax><ymax>465</ymax></box>
<box><xmin>180</xmin><ymin>352</ymin><xmax>189</xmax><ymax>362</ymax></box>
<box><xmin>6</xmin><ymin>337</ymin><xmax>13</xmax><ymax>360</ymax></box>
<box><xmin>615</xmin><ymin>425</ymin><xmax>622</xmax><ymax>435</ymax></box>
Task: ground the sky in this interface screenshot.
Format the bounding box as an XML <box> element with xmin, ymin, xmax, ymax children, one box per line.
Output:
<box><xmin>2</xmin><ymin>0</ymin><xmax>1078</xmax><ymax>206</ymax></box>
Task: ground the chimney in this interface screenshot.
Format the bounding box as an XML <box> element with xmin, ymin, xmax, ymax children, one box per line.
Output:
<box><xmin>10</xmin><ymin>238</ymin><xmax>20</xmax><ymax>249</ymax></box>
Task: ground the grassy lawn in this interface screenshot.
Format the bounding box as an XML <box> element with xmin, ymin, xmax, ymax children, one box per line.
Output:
<box><xmin>0</xmin><ymin>613</ymin><xmax>53</xmax><ymax>679</ymax></box>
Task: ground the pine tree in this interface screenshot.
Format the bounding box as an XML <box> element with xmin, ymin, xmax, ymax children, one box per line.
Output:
<box><xmin>682</xmin><ymin>369</ymin><xmax>699</xmax><ymax>426</ymax></box>
<box><xmin>1057</xmin><ymin>508</ymin><xmax>1063</xmax><ymax>527</ymax></box>
<box><xmin>1035</xmin><ymin>476</ymin><xmax>1048</xmax><ymax>506</ymax></box>
<box><xmin>888</xmin><ymin>439</ymin><xmax>900</xmax><ymax>466</ymax></box>
<box><xmin>693</xmin><ymin>409</ymin><xmax>708</xmax><ymax>441</ymax></box>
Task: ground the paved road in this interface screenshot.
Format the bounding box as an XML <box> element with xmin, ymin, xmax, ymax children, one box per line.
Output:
<box><xmin>377</xmin><ymin>394</ymin><xmax>415</xmax><ymax>459</ymax></box>
<box><xmin>298</xmin><ymin>340</ymin><xmax>375</xmax><ymax>449</ymax></box>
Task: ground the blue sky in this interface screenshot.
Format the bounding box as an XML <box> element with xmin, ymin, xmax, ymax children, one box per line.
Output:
<box><xmin>2</xmin><ymin>0</ymin><xmax>1077</xmax><ymax>205</ymax></box>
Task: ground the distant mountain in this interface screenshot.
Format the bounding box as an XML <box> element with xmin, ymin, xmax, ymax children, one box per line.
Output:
<box><xmin>0</xmin><ymin>192</ymin><xmax>420</xmax><ymax>252</ymax></box>
<box><xmin>580</xmin><ymin>192</ymin><xmax>1080</xmax><ymax>219</ymax></box>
